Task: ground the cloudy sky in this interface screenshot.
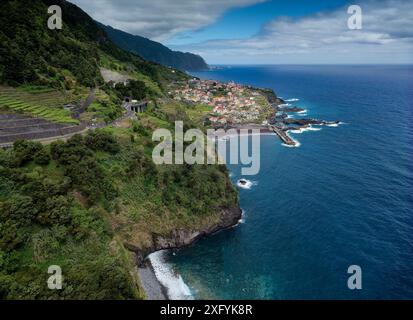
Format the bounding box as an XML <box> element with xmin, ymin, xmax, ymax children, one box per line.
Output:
<box><xmin>69</xmin><ymin>0</ymin><xmax>413</xmax><ymax>64</ymax></box>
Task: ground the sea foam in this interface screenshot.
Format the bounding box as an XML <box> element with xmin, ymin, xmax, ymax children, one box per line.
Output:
<box><xmin>234</xmin><ymin>209</ymin><xmax>246</xmax><ymax>225</ymax></box>
<box><xmin>326</xmin><ymin>123</ymin><xmax>340</xmax><ymax>127</ymax></box>
<box><xmin>290</xmin><ymin>125</ymin><xmax>322</xmax><ymax>134</ymax></box>
<box><xmin>237</xmin><ymin>179</ymin><xmax>257</xmax><ymax>189</ymax></box>
<box><xmin>149</xmin><ymin>250</ymin><xmax>194</xmax><ymax>300</ymax></box>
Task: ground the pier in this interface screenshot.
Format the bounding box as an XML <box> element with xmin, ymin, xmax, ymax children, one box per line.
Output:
<box><xmin>270</xmin><ymin>125</ymin><xmax>297</xmax><ymax>146</ymax></box>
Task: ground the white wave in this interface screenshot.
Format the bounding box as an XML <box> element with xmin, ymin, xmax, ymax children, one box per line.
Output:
<box><xmin>282</xmin><ymin>141</ymin><xmax>301</xmax><ymax>148</ymax></box>
<box><xmin>289</xmin><ymin>125</ymin><xmax>322</xmax><ymax>134</ymax></box>
<box><xmin>297</xmin><ymin>109</ymin><xmax>307</xmax><ymax>114</ymax></box>
<box><xmin>285</xmin><ymin>98</ymin><xmax>300</xmax><ymax>102</ymax></box>
<box><xmin>235</xmin><ymin>209</ymin><xmax>246</xmax><ymax>225</ymax></box>
<box><xmin>148</xmin><ymin>250</ymin><xmax>194</xmax><ymax>300</ymax></box>
<box><xmin>306</xmin><ymin>126</ymin><xmax>322</xmax><ymax>131</ymax></box>
<box><xmin>278</xmin><ymin>103</ymin><xmax>292</xmax><ymax>107</ymax></box>
<box><xmin>237</xmin><ymin>179</ymin><xmax>257</xmax><ymax>190</ymax></box>
<box><xmin>281</xmin><ymin>135</ymin><xmax>301</xmax><ymax>147</ymax></box>
<box><xmin>326</xmin><ymin>123</ymin><xmax>340</xmax><ymax>127</ymax></box>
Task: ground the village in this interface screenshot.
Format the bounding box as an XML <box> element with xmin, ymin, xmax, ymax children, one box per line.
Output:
<box><xmin>169</xmin><ymin>79</ymin><xmax>272</xmax><ymax>126</ymax></box>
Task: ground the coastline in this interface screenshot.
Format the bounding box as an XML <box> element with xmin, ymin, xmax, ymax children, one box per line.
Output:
<box><xmin>136</xmin><ymin>122</ymin><xmax>339</xmax><ymax>300</ymax></box>
<box><xmin>135</xmin><ymin>88</ymin><xmax>339</xmax><ymax>299</ymax></box>
<box><xmin>138</xmin><ymin>258</ymin><xmax>168</xmax><ymax>300</ymax></box>
<box><xmin>134</xmin><ymin>206</ymin><xmax>243</xmax><ymax>300</ymax></box>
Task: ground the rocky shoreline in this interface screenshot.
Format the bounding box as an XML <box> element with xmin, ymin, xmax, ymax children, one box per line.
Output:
<box><xmin>266</xmin><ymin>94</ymin><xmax>340</xmax><ymax>146</ymax></box>
<box><xmin>132</xmin><ymin>89</ymin><xmax>339</xmax><ymax>299</ymax></box>
<box><xmin>129</xmin><ymin>206</ymin><xmax>243</xmax><ymax>300</ymax></box>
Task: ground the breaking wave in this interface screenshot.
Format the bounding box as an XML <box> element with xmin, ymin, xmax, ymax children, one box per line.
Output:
<box><xmin>289</xmin><ymin>126</ymin><xmax>322</xmax><ymax>134</ymax></box>
<box><xmin>237</xmin><ymin>179</ymin><xmax>257</xmax><ymax>189</ymax></box>
<box><xmin>149</xmin><ymin>251</ymin><xmax>194</xmax><ymax>300</ymax></box>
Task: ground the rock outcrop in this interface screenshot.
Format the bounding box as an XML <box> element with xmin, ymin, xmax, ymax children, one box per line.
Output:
<box><xmin>128</xmin><ymin>206</ymin><xmax>243</xmax><ymax>266</ymax></box>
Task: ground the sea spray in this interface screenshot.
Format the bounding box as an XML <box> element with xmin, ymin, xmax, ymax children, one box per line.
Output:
<box><xmin>149</xmin><ymin>250</ymin><xmax>194</xmax><ymax>300</ymax></box>
<box><xmin>237</xmin><ymin>179</ymin><xmax>257</xmax><ymax>189</ymax></box>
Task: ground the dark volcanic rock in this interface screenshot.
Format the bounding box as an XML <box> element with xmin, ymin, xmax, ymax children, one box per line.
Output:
<box><xmin>279</xmin><ymin>107</ymin><xmax>305</xmax><ymax>113</ymax></box>
<box><xmin>283</xmin><ymin>118</ymin><xmax>339</xmax><ymax>126</ymax></box>
<box><xmin>129</xmin><ymin>206</ymin><xmax>243</xmax><ymax>266</ymax></box>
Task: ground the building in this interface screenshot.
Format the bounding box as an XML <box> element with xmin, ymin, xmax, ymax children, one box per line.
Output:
<box><xmin>128</xmin><ymin>100</ymin><xmax>148</xmax><ymax>113</ymax></box>
<box><xmin>123</xmin><ymin>97</ymin><xmax>148</xmax><ymax>113</ymax></box>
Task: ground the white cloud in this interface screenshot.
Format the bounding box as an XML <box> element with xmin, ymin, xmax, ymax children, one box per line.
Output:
<box><xmin>68</xmin><ymin>0</ymin><xmax>266</xmax><ymax>41</ymax></box>
<box><xmin>171</xmin><ymin>0</ymin><xmax>413</xmax><ymax>64</ymax></box>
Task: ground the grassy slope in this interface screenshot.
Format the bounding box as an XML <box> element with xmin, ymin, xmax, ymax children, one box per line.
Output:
<box><xmin>0</xmin><ymin>0</ymin><xmax>188</xmax><ymax>112</ymax></box>
<box><xmin>0</xmin><ymin>102</ymin><xmax>238</xmax><ymax>300</ymax></box>
<box><xmin>0</xmin><ymin>0</ymin><xmax>239</xmax><ymax>300</ymax></box>
<box><xmin>0</xmin><ymin>0</ymin><xmax>190</xmax><ymax>128</ymax></box>
<box><xmin>0</xmin><ymin>86</ymin><xmax>78</xmax><ymax>124</ymax></box>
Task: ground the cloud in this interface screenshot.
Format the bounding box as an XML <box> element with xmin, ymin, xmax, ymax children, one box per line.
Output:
<box><xmin>171</xmin><ymin>0</ymin><xmax>413</xmax><ymax>64</ymax></box>
<box><xmin>68</xmin><ymin>0</ymin><xmax>266</xmax><ymax>41</ymax></box>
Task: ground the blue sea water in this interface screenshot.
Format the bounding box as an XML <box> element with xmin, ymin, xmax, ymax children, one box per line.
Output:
<box><xmin>166</xmin><ymin>65</ymin><xmax>413</xmax><ymax>299</ymax></box>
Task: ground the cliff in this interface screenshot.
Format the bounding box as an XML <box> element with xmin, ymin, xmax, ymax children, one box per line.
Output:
<box><xmin>101</xmin><ymin>24</ymin><xmax>209</xmax><ymax>71</ymax></box>
<box><xmin>128</xmin><ymin>206</ymin><xmax>242</xmax><ymax>265</ymax></box>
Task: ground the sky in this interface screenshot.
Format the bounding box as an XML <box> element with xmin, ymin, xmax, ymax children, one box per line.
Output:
<box><xmin>69</xmin><ymin>0</ymin><xmax>413</xmax><ymax>64</ymax></box>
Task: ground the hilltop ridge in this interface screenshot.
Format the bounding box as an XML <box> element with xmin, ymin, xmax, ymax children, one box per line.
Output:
<box><xmin>102</xmin><ymin>24</ymin><xmax>209</xmax><ymax>71</ymax></box>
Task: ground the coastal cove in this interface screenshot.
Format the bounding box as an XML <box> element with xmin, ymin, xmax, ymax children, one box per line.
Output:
<box><xmin>143</xmin><ymin>65</ymin><xmax>413</xmax><ymax>300</ymax></box>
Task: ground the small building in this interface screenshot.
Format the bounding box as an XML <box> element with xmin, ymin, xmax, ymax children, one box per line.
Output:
<box><xmin>128</xmin><ymin>100</ymin><xmax>148</xmax><ymax>113</ymax></box>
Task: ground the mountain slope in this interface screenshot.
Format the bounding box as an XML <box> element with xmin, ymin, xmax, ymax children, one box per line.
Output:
<box><xmin>102</xmin><ymin>24</ymin><xmax>209</xmax><ymax>71</ymax></box>
<box><xmin>0</xmin><ymin>0</ymin><xmax>240</xmax><ymax>301</ymax></box>
<box><xmin>0</xmin><ymin>0</ymin><xmax>188</xmax><ymax>89</ymax></box>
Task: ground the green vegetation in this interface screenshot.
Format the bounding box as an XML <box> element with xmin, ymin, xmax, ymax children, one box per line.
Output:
<box><xmin>82</xmin><ymin>100</ymin><xmax>121</xmax><ymax>125</ymax></box>
<box><xmin>0</xmin><ymin>0</ymin><xmax>191</xmax><ymax>128</ymax></box>
<box><xmin>0</xmin><ymin>0</ymin><xmax>188</xmax><ymax>92</ymax></box>
<box><xmin>102</xmin><ymin>24</ymin><xmax>208</xmax><ymax>71</ymax></box>
<box><xmin>0</xmin><ymin>132</ymin><xmax>141</xmax><ymax>299</ymax></box>
<box><xmin>255</xmin><ymin>95</ymin><xmax>274</xmax><ymax>122</ymax></box>
<box><xmin>0</xmin><ymin>104</ymin><xmax>238</xmax><ymax>299</ymax></box>
<box><xmin>0</xmin><ymin>0</ymin><xmax>238</xmax><ymax>301</ymax></box>
<box><xmin>0</xmin><ymin>86</ymin><xmax>78</xmax><ymax>124</ymax></box>
<box><xmin>185</xmin><ymin>104</ymin><xmax>214</xmax><ymax>127</ymax></box>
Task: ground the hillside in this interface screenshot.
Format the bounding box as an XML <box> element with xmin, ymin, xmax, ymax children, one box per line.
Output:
<box><xmin>0</xmin><ymin>117</ymin><xmax>238</xmax><ymax>299</ymax></box>
<box><xmin>102</xmin><ymin>24</ymin><xmax>209</xmax><ymax>71</ymax></box>
<box><xmin>0</xmin><ymin>0</ymin><xmax>240</xmax><ymax>300</ymax></box>
<box><xmin>0</xmin><ymin>0</ymin><xmax>188</xmax><ymax>90</ymax></box>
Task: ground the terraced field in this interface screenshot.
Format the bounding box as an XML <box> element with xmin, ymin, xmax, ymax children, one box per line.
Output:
<box><xmin>0</xmin><ymin>86</ymin><xmax>78</xmax><ymax>124</ymax></box>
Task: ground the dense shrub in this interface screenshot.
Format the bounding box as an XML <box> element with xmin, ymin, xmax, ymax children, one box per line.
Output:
<box><xmin>0</xmin><ymin>131</ymin><xmax>138</xmax><ymax>299</ymax></box>
<box><xmin>34</xmin><ymin>148</ymin><xmax>50</xmax><ymax>165</ymax></box>
<box><xmin>12</xmin><ymin>140</ymin><xmax>43</xmax><ymax>167</ymax></box>
<box><xmin>84</xmin><ymin>130</ymin><xmax>120</xmax><ymax>153</ymax></box>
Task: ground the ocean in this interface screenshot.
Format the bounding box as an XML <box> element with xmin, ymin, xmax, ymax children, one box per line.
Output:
<box><xmin>151</xmin><ymin>65</ymin><xmax>413</xmax><ymax>299</ymax></box>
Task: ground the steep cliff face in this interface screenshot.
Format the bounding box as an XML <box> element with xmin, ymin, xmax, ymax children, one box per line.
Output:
<box><xmin>127</xmin><ymin>206</ymin><xmax>243</xmax><ymax>265</ymax></box>
<box><xmin>102</xmin><ymin>24</ymin><xmax>209</xmax><ymax>71</ymax></box>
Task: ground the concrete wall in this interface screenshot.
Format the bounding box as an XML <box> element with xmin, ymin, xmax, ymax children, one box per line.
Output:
<box><xmin>0</xmin><ymin>123</ymin><xmax>86</xmax><ymax>144</ymax></box>
<box><xmin>0</xmin><ymin>119</ymin><xmax>52</xmax><ymax>127</ymax></box>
